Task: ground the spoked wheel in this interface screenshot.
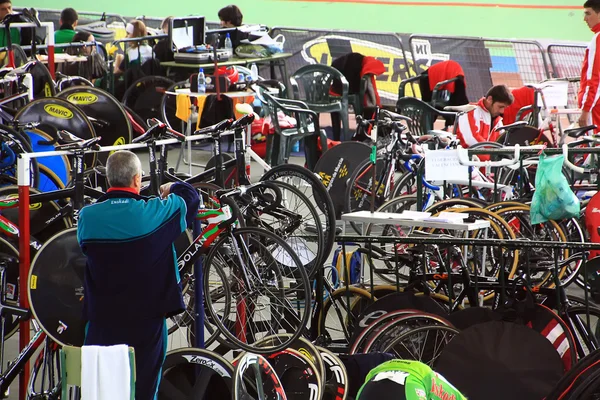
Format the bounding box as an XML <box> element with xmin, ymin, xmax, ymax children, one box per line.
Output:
<box><xmin>204</xmin><ymin>227</ymin><xmax>311</xmax><ymax>354</ymax></box>
<box><xmin>380</xmin><ymin>325</ymin><xmax>460</xmax><ymax>367</ymax></box>
<box><xmin>15</xmin><ymin>97</ymin><xmax>97</xmax><ymax>168</ymax></box>
<box><xmin>122</xmin><ymin>75</ymin><xmax>175</xmax><ymax>123</ymax></box>
<box><xmin>159</xmin><ymin>348</ymin><xmax>234</xmax><ymax>400</ymax></box>
<box><xmin>261</xmin><ymin>164</ymin><xmax>336</xmax><ymax>272</ymax></box>
<box><xmin>57</xmin><ymin>86</ymin><xmax>132</xmax><ymax>165</ymax></box>
<box><xmin>28</xmin><ymin>228</ymin><xmax>86</xmax><ymax>347</ymax></box>
<box><xmin>161</xmin><ymin>80</ymin><xmax>190</xmax><ymax>131</ymax></box>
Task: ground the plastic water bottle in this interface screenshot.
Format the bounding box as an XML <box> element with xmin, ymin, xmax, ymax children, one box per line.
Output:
<box><xmin>197</xmin><ymin>68</ymin><xmax>206</xmax><ymax>94</ymax></box>
<box><xmin>250</xmin><ymin>63</ymin><xmax>259</xmax><ymax>82</ymax></box>
<box><xmin>224</xmin><ymin>33</ymin><xmax>233</xmax><ymax>51</ymax></box>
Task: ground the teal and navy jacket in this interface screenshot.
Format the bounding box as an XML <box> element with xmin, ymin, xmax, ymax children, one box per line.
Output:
<box><xmin>77</xmin><ymin>182</ymin><xmax>200</xmax><ymax>323</ymax></box>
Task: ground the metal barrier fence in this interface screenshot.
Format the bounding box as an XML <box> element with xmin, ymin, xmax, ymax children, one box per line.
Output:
<box><xmin>548</xmin><ymin>43</ymin><xmax>587</xmax><ymax>111</ymax></box>
<box><xmin>269</xmin><ymin>26</ymin><xmax>412</xmax><ymax>106</ymax></box>
<box><xmin>407</xmin><ymin>35</ymin><xmax>550</xmax><ymax>101</ymax></box>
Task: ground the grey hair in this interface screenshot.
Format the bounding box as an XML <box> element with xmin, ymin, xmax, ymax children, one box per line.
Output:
<box><xmin>106</xmin><ymin>150</ymin><xmax>142</xmax><ymax>188</ymax></box>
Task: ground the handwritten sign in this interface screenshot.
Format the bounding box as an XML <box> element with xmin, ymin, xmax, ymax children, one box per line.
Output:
<box><xmin>424</xmin><ymin>149</ymin><xmax>469</xmax><ymax>182</ymax></box>
<box><xmin>527</xmin><ymin>81</ymin><xmax>569</xmax><ymax>108</ymax></box>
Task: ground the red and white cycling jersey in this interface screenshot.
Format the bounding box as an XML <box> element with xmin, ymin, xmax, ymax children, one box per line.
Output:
<box><xmin>455</xmin><ymin>97</ymin><xmax>503</xmax><ymax>148</ymax></box>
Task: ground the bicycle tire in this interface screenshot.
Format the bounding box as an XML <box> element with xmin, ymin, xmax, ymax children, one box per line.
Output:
<box><xmin>495</xmin><ymin>205</ymin><xmax>568</xmax><ymax>287</ymax></box>
<box><xmin>312</xmin><ymin>141</ymin><xmax>371</xmax><ymax>219</ymax></box>
<box><xmin>258</xmin><ymin>180</ymin><xmax>325</xmax><ymax>279</ymax></box>
<box><xmin>564</xmin><ymin>305</ymin><xmax>600</xmax><ymax>358</ymax></box>
<box><xmin>316</xmin><ymin>346</ymin><xmax>348</xmax><ymax>400</ymax></box>
<box><xmin>349</xmin><ymin>309</ymin><xmax>418</xmax><ymax>354</ymax></box>
<box><xmin>362</xmin><ymin>313</ymin><xmax>454</xmax><ymax>354</ymax></box>
<box><xmin>160</xmin><ymin>80</ymin><xmax>189</xmax><ymax>130</ymax></box>
<box><xmin>233</xmin><ymin>352</ymin><xmax>287</xmax><ymax>400</ymax></box>
<box><xmin>265</xmin><ymin>348</ymin><xmax>323</xmax><ymax>400</ymax></box>
<box><xmin>0</xmin><ymin>238</ymin><xmax>20</xmax><ymax>341</ymax></box>
<box><xmin>380</xmin><ymin>325</ymin><xmax>460</xmax><ymax>367</ymax></box>
<box><xmin>261</xmin><ymin>164</ymin><xmax>336</xmax><ymax>270</ymax></box>
<box><xmin>316</xmin><ymin>286</ymin><xmax>375</xmax><ymax>346</ymax></box>
<box><xmin>0</xmin><ymin>124</ymin><xmax>39</xmax><ymax>188</ymax></box>
<box><xmin>256</xmin><ymin>333</ymin><xmax>325</xmax><ymax>384</ymax></box>
<box><xmin>159</xmin><ymin>347</ymin><xmax>234</xmax><ymax>400</ymax></box>
<box><xmin>28</xmin><ymin>227</ymin><xmax>85</xmax><ymax>347</ymax></box>
<box><xmin>203</xmin><ymin>226</ymin><xmax>311</xmax><ymax>354</ymax></box>
<box><xmin>344</xmin><ymin>156</ymin><xmax>391</xmax><ymax>234</ymax></box>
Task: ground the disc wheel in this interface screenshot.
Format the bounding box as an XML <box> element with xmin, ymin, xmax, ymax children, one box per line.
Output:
<box><xmin>57</xmin><ymin>86</ymin><xmax>132</xmax><ymax>165</ymax></box>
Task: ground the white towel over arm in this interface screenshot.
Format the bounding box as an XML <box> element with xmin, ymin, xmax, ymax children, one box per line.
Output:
<box><xmin>81</xmin><ymin>344</ymin><xmax>131</xmax><ymax>400</ymax></box>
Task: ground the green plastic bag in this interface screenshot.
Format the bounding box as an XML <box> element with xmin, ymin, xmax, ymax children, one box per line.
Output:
<box><xmin>530</xmin><ymin>153</ymin><xmax>580</xmax><ymax>224</ymax></box>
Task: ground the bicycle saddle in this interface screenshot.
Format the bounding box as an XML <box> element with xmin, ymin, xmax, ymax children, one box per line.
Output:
<box><xmin>55</xmin><ymin>136</ymin><xmax>102</xmax><ymax>151</ymax></box>
<box><xmin>497</xmin><ymin>121</ymin><xmax>528</xmax><ymax>131</ymax></box>
<box><xmin>565</xmin><ymin>124</ymin><xmax>597</xmax><ymax>138</ymax></box>
<box><xmin>427</xmin><ymin>130</ymin><xmax>454</xmax><ymax>139</ymax></box>
<box><xmin>444</xmin><ymin>104</ymin><xmax>477</xmax><ymax>113</ymax></box>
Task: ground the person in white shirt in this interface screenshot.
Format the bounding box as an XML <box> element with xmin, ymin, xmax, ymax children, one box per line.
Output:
<box><xmin>113</xmin><ymin>19</ymin><xmax>154</xmax><ymax>74</ymax></box>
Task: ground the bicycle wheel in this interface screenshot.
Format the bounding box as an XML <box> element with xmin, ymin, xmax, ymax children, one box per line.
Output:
<box><xmin>28</xmin><ymin>228</ymin><xmax>85</xmax><ymax>347</ymax></box>
<box><xmin>0</xmin><ymin>185</ymin><xmax>73</xmax><ymax>243</ymax></box>
<box><xmin>0</xmin><ymin>238</ymin><xmax>20</xmax><ymax>341</ymax></box>
<box><xmin>233</xmin><ymin>352</ymin><xmax>287</xmax><ymax>400</ymax></box>
<box><xmin>564</xmin><ymin>306</ymin><xmax>600</xmax><ymax>358</ymax></box>
<box><xmin>161</xmin><ymin>80</ymin><xmax>189</xmax><ymax>131</ymax></box>
<box><xmin>159</xmin><ymin>347</ymin><xmax>234</xmax><ymax>400</ymax></box>
<box><xmin>495</xmin><ymin>206</ymin><xmax>568</xmax><ymax>287</ymax></box>
<box><xmin>344</xmin><ymin>157</ymin><xmax>391</xmax><ymax>234</ymax></box>
<box><xmin>312</xmin><ymin>141</ymin><xmax>371</xmax><ymax>219</ymax></box>
<box><xmin>122</xmin><ymin>75</ymin><xmax>175</xmax><ymax>123</ymax></box>
<box><xmin>317</xmin><ymin>346</ymin><xmax>348</xmax><ymax>400</ymax></box>
<box><xmin>249</xmin><ymin>180</ymin><xmax>325</xmax><ymax>279</ymax></box>
<box><xmin>0</xmin><ymin>124</ymin><xmax>39</xmax><ymax>188</ymax></box>
<box><xmin>261</xmin><ymin>164</ymin><xmax>336</xmax><ymax>270</ymax></box>
<box><xmin>317</xmin><ymin>286</ymin><xmax>375</xmax><ymax>345</ymax></box>
<box><xmin>380</xmin><ymin>325</ymin><xmax>459</xmax><ymax>367</ymax></box>
<box><xmin>363</xmin><ymin>195</ymin><xmax>420</xmax><ymax>283</ymax></box>
<box><xmin>203</xmin><ymin>227</ymin><xmax>311</xmax><ymax>354</ymax></box>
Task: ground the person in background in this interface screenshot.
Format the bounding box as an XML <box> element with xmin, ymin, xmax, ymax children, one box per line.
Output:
<box><xmin>54</xmin><ymin>7</ymin><xmax>78</xmax><ymax>53</ymax></box>
<box><xmin>113</xmin><ymin>19</ymin><xmax>153</xmax><ymax>74</ymax></box>
<box><xmin>0</xmin><ymin>0</ymin><xmax>20</xmax><ymax>48</ymax></box>
<box><xmin>217</xmin><ymin>5</ymin><xmax>248</xmax><ymax>48</ymax></box>
<box><xmin>66</xmin><ymin>31</ymin><xmax>95</xmax><ymax>56</ymax></box>
<box><xmin>153</xmin><ymin>15</ymin><xmax>173</xmax><ymax>62</ymax></box>
<box><xmin>579</xmin><ymin>0</ymin><xmax>600</xmax><ymax>132</ymax></box>
<box><xmin>455</xmin><ymin>84</ymin><xmax>514</xmax><ymax>148</ymax></box>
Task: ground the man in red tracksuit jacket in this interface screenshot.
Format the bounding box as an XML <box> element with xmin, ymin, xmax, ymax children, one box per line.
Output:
<box><xmin>455</xmin><ymin>84</ymin><xmax>514</xmax><ymax>148</ymax></box>
<box><xmin>579</xmin><ymin>0</ymin><xmax>600</xmax><ymax>130</ymax></box>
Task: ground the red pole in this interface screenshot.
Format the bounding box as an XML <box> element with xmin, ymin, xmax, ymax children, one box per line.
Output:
<box><xmin>47</xmin><ymin>44</ymin><xmax>55</xmax><ymax>79</ymax></box>
<box><xmin>18</xmin><ymin>182</ymin><xmax>30</xmax><ymax>400</ymax></box>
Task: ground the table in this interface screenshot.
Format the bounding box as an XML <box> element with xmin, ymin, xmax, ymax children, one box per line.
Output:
<box><xmin>341</xmin><ymin>211</ymin><xmax>491</xmax><ymax>284</ymax></box>
<box><xmin>165</xmin><ymin>89</ymin><xmax>266</xmax><ymax>175</ymax></box>
<box><xmin>161</xmin><ymin>52</ymin><xmax>292</xmax><ymax>83</ymax></box>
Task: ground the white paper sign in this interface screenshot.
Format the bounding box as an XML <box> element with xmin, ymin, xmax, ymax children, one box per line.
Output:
<box><xmin>172</xmin><ymin>27</ymin><xmax>194</xmax><ymax>50</ymax></box>
<box><xmin>527</xmin><ymin>81</ymin><xmax>569</xmax><ymax>108</ymax></box>
<box><xmin>424</xmin><ymin>149</ymin><xmax>469</xmax><ymax>182</ymax></box>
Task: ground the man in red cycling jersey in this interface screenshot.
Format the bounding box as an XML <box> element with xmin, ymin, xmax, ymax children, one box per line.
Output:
<box><xmin>579</xmin><ymin>0</ymin><xmax>600</xmax><ymax>131</ymax></box>
<box><xmin>455</xmin><ymin>84</ymin><xmax>513</xmax><ymax>148</ymax></box>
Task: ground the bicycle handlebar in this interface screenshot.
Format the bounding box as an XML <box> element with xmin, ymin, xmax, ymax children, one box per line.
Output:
<box><xmin>194</xmin><ymin>118</ymin><xmax>234</xmax><ymax>136</ymax></box>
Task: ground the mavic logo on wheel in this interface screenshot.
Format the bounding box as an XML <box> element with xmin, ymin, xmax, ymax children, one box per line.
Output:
<box><xmin>43</xmin><ymin>83</ymin><xmax>52</xmax><ymax>97</ymax></box>
<box><xmin>66</xmin><ymin>93</ymin><xmax>98</xmax><ymax>105</ymax></box>
<box><xmin>43</xmin><ymin>105</ymin><xmax>73</xmax><ymax>119</ymax></box>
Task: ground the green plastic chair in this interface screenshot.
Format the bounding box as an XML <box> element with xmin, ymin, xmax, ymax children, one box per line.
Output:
<box><xmin>261</xmin><ymin>91</ymin><xmax>326</xmax><ymax>171</ymax></box>
<box><xmin>290</xmin><ymin>64</ymin><xmax>351</xmax><ymax>142</ymax></box>
<box><xmin>395</xmin><ymin>97</ymin><xmax>456</xmax><ymax>137</ymax></box>
<box><xmin>60</xmin><ymin>345</ymin><xmax>136</xmax><ymax>400</ymax></box>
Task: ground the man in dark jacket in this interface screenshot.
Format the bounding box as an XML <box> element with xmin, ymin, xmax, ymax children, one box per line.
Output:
<box><xmin>77</xmin><ymin>150</ymin><xmax>200</xmax><ymax>400</ymax></box>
